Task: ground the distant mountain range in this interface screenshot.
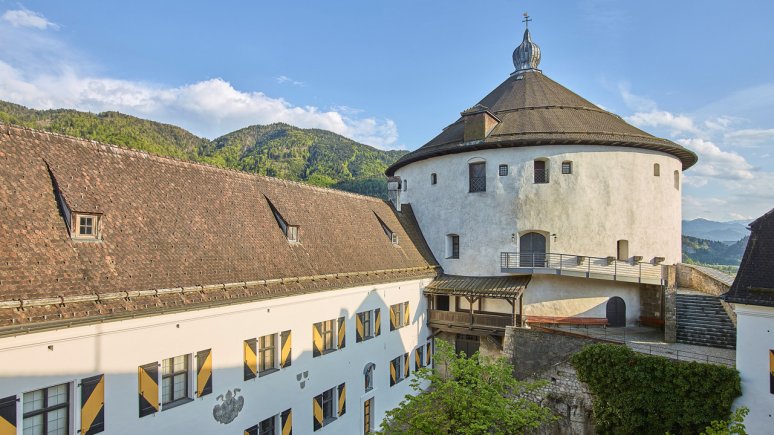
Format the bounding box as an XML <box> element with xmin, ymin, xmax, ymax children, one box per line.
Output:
<box><xmin>682</xmin><ymin>218</ymin><xmax>751</xmax><ymax>242</ymax></box>
<box><xmin>0</xmin><ymin>100</ymin><xmax>407</xmax><ymax>198</ymax></box>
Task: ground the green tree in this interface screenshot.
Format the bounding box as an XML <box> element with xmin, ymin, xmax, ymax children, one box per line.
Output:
<box><xmin>701</xmin><ymin>407</ymin><xmax>749</xmax><ymax>435</ymax></box>
<box><xmin>379</xmin><ymin>340</ymin><xmax>553</xmax><ymax>434</ymax></box>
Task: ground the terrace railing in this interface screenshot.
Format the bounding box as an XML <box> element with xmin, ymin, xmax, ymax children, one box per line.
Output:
<box><xmin>500</xmin><ymin>251</ymin><xmax>664</xmax><ymax>285</ymax></box>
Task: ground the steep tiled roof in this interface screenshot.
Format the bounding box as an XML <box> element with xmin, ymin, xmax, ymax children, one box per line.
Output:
<box><xmin>722</xmin><ymin>208</ymin><xmax>774</xmax><ymax>307</ymax></box>
<box><xmin>0</xmin><ymin>124</ymin><xmax>437</xmax><ymax>333</ymax></box>
<box><xmin>386</xmin><ymin>72</ymin><xmax>697</xmax><ymax>175</ymax></box>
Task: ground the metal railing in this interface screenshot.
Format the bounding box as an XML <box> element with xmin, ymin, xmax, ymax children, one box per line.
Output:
<box><xmin>428</xmin><ymin>309</ymin><xmax>515</xmax><ymax>329</ymax></box>
<box><xmin>500</xmin><ymin>251</ymin><xmax>663</xmax><ymax>284</ymax></box>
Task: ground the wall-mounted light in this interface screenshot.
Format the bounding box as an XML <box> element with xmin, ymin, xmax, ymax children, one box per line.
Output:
<box><xmin>511</xmin><ymin>233</ymin><xmax>516</xmax><ymax>242</ymax></box>
<box><xmin>551</xmin><ymin>233</ymin><xmax>557</xmax><ymax>241</ymax></box>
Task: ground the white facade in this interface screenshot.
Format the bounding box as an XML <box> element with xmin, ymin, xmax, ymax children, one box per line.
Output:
<box><xmin>0</xmin><ymin>278</ymin><xmax>431</xmax><ymax>435</ymax></box>
<box><xmin>733</xmin><ymin>303</ymin><xmax>774</xmax><ymax>434</ymax></box>
<box><xmin>395</xmin><ymin>145</ymin><xmax>683</xmax><ymax>277</ymax></box>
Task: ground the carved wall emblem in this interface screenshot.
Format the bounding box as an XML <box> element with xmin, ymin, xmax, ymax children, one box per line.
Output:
<box><xmin>212</xmin><ymin>388</ymin><xmax>244</xmax><ymax>424</ymax></box>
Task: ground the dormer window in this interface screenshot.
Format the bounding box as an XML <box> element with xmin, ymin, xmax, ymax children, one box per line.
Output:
<box><xmin>72</xmin><ymin>213</ymin><xmax>101</xmax><ymax>240</ymax></box>
<box><xmin>266</xmin><ymin>196</ymin><xmax>299</xmax><ymax>243</ymax></box>
<box><xmin>374</xmin><ymin>213</ymin><xmax>398</xmax><ymax>245</ymax></box>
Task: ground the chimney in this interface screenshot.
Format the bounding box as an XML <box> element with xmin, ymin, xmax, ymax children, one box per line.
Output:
<box><xmin>387</xmin><ymin>176</ymin><xmax>402</xmax><ymax>212</ymax></box>
<box><xmin>461</xmin><ymin>104</ymin><xmax>500</xmax><ymax>143</ymax></box>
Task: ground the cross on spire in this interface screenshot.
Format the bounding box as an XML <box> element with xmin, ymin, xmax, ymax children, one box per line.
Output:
<box><xmin>522</xmin><ymin>12</ymin><xmax>532</xmax><ymax>29</ymax></box>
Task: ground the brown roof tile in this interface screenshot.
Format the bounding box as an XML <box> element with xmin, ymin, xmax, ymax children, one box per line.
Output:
<box><xmin>0</xmin><ymin>124</ymin><xmax>437</xmax><ymax>332</ymax></box>
<box><xmin>723</xmin><ymin>208</ymin><xmax>774</xmax><ymax>307</ymax></box>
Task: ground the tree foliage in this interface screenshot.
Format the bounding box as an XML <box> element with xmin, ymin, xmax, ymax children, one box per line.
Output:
<box><xmin>700</xmin><ymin>406</ymin><xmax>748</xmax><ymax>435</ymax></box>
<box><xmin>572</xmin><ymin>344</ymin><xmax>741</xmax><ymax>435</ymax></box>
<box><xmin>0</xmin><ymin>101</ymin><xmax>406</xmax><ymax>199</ymax></box>
<box><xmin>379</xmin><ymin>340</ymin><xmax>553</xmax><ymax>435</ymax></box>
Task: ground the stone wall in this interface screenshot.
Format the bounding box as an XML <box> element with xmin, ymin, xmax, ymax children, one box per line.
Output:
<box><xmin>639</xmin><ymin>284</ymin><xmax>663</xmax><ymax>322</ymax></box>
<box><xmin>675</xmin><ymin>264</ymin><xmax>736</xmax><ymax>325</ymax></box>
<box><xmin>504</xmin><ymin>326</ymin><xmax>598</xmax><ymax>434</ymax></box>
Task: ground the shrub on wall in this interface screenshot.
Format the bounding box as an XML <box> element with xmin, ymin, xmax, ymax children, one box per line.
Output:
<box><xmin>571</xmin><ymin>344</ymin><xmax>741</xmax><ymax>435</ymax></box>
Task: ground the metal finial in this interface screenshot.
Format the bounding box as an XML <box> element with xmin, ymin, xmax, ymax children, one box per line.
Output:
<box><xmin>522</xmin><ymin>12</ymin><xmax>532</xmax><ymax>29</ymax></box>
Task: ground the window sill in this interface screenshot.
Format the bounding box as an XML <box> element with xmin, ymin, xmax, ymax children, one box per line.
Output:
<box><xmin>445</xmin><ymin>257</ymin><xmax>459</xmax><ymax>260</ymax></box>
<box><xmin>322</xmin><ymin>348</ymin><xmax>337</xmax><ymax>356</ymax></box>
<box><xmin>322</xmin><ymin>416</ymin><xmax>338</xmax><ymax>426</ymax></box>
<box><xmin>259</xmin><ymin>367</ymin><xmax>280</xmax><ymax>377</ymax></box>
<box><xmin>162</xmin><ymin>397</ymin><xmax>194</xmax><ymax>411</ymax></box>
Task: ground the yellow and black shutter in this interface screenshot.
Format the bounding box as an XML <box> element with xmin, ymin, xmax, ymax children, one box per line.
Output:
<box><xmin>389</xmin><ymin>359</ymin><xmax>396</xmax><ymax>386</ymax></box>
<box><xmin>770</xmin><ymin>349</ymin><xmax>774</xmax><ymax>394</ymax></box>
<box><xmin>138</xmin><ymin>362</ymin><xmax>159</xmax><ymax>418</ymax></box>
<box><xmin>80</xmin><ymin>374</ymin><xmax>104</xmax><ymax>434</ymax></box>
<box><xmin>389</xmin><ymin>305</ymin><xmax>397</xmax><ymax>331</ymax></box>
<box><xmin>337</xmin><ymin>383</ymin><xmax>346</xmax><ymax>416</ymax></box>
<box><xmin>415</xmin><ymin>348</ymin><xmax>421</xmax><ymax>371</ymax></box>
<box><xmin>281</xmin><ymin>408</ymin><xmax>292</xmax><ymax>435</ymax></box>
<box><xmin>337</xmin><ymin>317</ymin><xmax>346</xmax><ymax>349</ymax></box>
<box><xmin>245</xmin><ymin>424</ymin><xmax>258</xmax><ymax>435</ymax></box>
<box><xmin>313</xmin><ymin>394</ymin><xmax>323</xmax><ymax>431</ymax></box>
<box><xmin>356</xmin><ymin>313</ymin><xmax>364</xmax><ymax>343</ymax></box>
<box><xmin>374</xmin><ymin>308</ymin><xmax>381</xmax><ymax>336</ymax></box>
<box><xmin>404</xmin><ymin>353</ymin><xmax>410</xmax><ymax>378</ymax></box>
<box><xmin>426</xmin><ymin>340</ymin><xmax>432</xmax><ymax>366</ymax></box>
<box><xmin>196</xmin><ymin>349</ymin><xmax>212</xmax><ymax>397</ymax></box>
<box><xmin>280</xmin><ymin>330</ymin><xmax>292</xmax><ymax>368</ymax></box>
<box><xmin>312</xmin><ymin>322</ymin><xmax>323</xmax><ymax>358</ymax></box>
<box><xmin>404</xmin><ymin>302</ymin><xmax>410</xmax><ymax>326</ymax></box>
<box><xmin>0</xmin><ymin>395</ymin><xmax>16</xmax><ymax>435</ymax></box>
<box><xmin>244</xmin><ymin>339</ymin><xmax>257</xmax><ymax>380</ymax></box>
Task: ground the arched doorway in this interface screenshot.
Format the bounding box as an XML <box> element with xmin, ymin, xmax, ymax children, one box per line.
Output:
<box><xmin>606</xmin><ymin>297</ymin><xmax>626</xmax><ymax>327</ymax></box>
<box><xmin>520</xmin><ymin>232</ymin><xmax>546</xmax><ymax>267</ymax></box>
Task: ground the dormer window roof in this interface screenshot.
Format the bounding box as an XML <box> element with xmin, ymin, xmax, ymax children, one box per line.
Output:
<box><xmin>265</xmin><ymin>196</ymin><xmax>299</xmax><ymax>243</ymax></box>
<box><xmin>374</xmin><ymin>213</ymin><xmax>398</xmax><ymax>245</ymax></box>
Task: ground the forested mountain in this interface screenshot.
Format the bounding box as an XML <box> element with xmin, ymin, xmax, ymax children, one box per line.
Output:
<box><xmin>682</xmin><ymin>235</ymin><xmax>748</xmax><ymax>266</ymax></box>
<box><xmin>682</xmin><ymin>218</ymin><xmax>750</xmax><ymax>242</ymax></box>
<box><xmin>0</xmin><ymin>101</ymin><xmax>406</xmax><ymax>198</ymax></box>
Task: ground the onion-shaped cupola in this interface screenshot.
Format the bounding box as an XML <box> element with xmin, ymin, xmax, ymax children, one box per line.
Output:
<box><xmin>512</xmin><ymin>14</ymin><xmax>541</xmax><ymax>74</ymax></box>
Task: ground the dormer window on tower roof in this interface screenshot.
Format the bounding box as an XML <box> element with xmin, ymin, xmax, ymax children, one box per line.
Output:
<box><xmin>265</xmin><ymin>196</ymin><xmax>299</xmax><ymax>243</ymax></box>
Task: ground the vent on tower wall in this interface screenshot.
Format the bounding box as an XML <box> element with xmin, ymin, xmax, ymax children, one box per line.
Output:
<box><xmin>460</xmin><ymin>104</ymin><xmax>500</xmax><ymax>143</ymax></box>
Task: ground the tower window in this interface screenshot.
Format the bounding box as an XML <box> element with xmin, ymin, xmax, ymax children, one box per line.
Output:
<box><xmin>617</xmin><ymin>240</ymin><xmax>629</xmax><ymax>261</ymax></box>
<box><xmin>498</xmin><ymin>164</ymin><xmax>508</xmax><ymax>176</ymax></box>
<box><xmin>446</xmin><ymin>234</ymin><xmax>460</xmax><ymax>259</ymax></box>
<box><xmin>534</xmin><ymin>160</ymin><xmax>549</xmax><ymax>183</ymax></box>
<box><xmin>674</xmin><ymin>170</ymin><xmax>680</xmax><ymax>190</ymax></box>
<box><xmin>654</xmin><ymin>163</ymin><xmax>660</xmax><ymax>176</ymax></box>
<box><xmin>468</xmin><ymin>162</ymin><xmax>486</xmax><ymax>192</ymax></box>
<box><xmin>561</xmin><ymin>161</ymin><xmax>573</xmax><ymax>174</ymax></box>
<box><xmin>403</xmin><ymin>180</ymin><xmax>407</xmax><ymax>191</ymax></box>
<box><xmin>431</xmin><ymin>173</ymin><xmax>437</xmax><ymax>185</ymax></box>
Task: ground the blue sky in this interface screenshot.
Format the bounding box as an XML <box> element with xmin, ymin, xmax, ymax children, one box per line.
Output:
<box><xmin>1</xmin><ymin>0</ymin><xmax>773</xmax><ymax>221</ymax></box>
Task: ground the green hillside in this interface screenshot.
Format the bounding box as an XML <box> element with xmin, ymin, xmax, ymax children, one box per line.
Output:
<box><xmin>682</xmin><ymin>235</ymin><xmax>748</xmax><ymax>266</ymax></box>
<box><xmin>0</xmin><ymin>101</ymin><xmax>406</xmax><ymax>198</ymax></box>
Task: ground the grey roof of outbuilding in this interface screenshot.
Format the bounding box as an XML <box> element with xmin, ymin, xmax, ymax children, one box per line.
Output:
<box><xmin>722</xmin><ymin>208</ymin><xmax>774</xmax><ymax>307</ymax></box>
<box><xmin>424</xmin><ymin>275</ymin><xmax>530</xmax><ymax>298</ymax></box>
<box><xmin>386</xmin><ymin>71</ymin><xmax>698</xmax><ymax>175</ymax></box>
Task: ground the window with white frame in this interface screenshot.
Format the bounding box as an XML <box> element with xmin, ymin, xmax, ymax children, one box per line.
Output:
<box><xmin>446</xmin><ymin>234</ymin><xmax>460</xmax><ymax>259</ymax></box>
<box><xmin>73</xmin><ymin>213</ymin><xmax>100</xmax><ymax>240</ymax></box>
<box><xmin>390</xmin><ymin>302</ymin><xmax>409</xmax><ymax>329</ymax></box>
<box><xmin>259</xmin><ymin>333</ymin><xmax>277</xmax><ymax>374</ymax></box>
<box><xmin>23</xmin><ymin>383</ymin><xmax>69</xmax><ymax>435</ymax></box>
<box><xmin>321</xmin><ymin>387</ymin><xmax>336</xmax><ymax>422</ymax></box>
<box><xmin>162</xmin><ymin>354</ymin><xmax>190</xmax><ymax>406</ymax></box>
<box><xmin>391</xmin><ymin>355</ymin><xmax>404</xmax><ymax>384</ymax></box>
<box><xmin>358</xmin><ymin>310</ymin><xmax>373</xmax><ymax>340</ymax></box>
<box><xmin>321</xmin><ymin>319</ymin><xmax>335</xmax><ymax>352</ymax></box>
<box><xmin>259</xmin><ymin>415</ymin><xmax>276</xmax><ymax>435</ymax></box>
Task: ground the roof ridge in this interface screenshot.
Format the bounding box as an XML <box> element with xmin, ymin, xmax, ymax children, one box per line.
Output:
<box><xmin>1</xmin><ymin>122</ymin><xmax>385</xmax><ymax>203</ymax></box>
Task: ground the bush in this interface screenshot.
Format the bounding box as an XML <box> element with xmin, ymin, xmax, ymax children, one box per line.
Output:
<box><xmin>571</xmin><ymin>344</ymin><xmax>741</xmax><ymax>435</ymax></box>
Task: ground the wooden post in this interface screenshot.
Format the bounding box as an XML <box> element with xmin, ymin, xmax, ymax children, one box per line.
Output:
<box><xmin>519</xmin><ymin>293</ymin><xmax>525</xmax><ymax>327</ymax></box>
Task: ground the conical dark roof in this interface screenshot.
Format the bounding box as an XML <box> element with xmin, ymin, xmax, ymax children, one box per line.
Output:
<box><xmin>386</xmin><ymin>71</ymin><xmax>697</xmax><ymax>175</ymax></box>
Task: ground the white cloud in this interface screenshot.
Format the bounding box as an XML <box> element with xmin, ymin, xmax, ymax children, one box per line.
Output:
<box><xmin>0</xmin><ymin>21</ymin><xmax>400</xmax><ymax>148</ymax></box>
<box><xmin>275</xmin><ymin>75</ymin><xmax>304</xmax><ymax>87</ymax></box>
<box><xmin>626</xmin><ymin>110</ymin><xmax>698</xmax><ymax>136</ymax></box>
<box><xmin>678</xmin><ymin>138</ymin><xmax>753</xmax><ymax>181</ymax></box>
<box><xmin>618</xmin><ymin>82</ymin><xmax>657</xmax><ymax>112</ymax></box>
<box><xmin>2</xmin><ymin>8</ymin><xmax>58</xmax><ymax>30</ymax></box>
<box><xmin>723</xmin><ymin>128</ymin><xmax>774</xmax><ymax>147</ymax></box>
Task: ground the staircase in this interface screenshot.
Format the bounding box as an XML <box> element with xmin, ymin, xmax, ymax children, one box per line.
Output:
<box><xmin>676</xmin><ymin>291</ymin><xmax>736</xmax><ymax>349</ymax></box>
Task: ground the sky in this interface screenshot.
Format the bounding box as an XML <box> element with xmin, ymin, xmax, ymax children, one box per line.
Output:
<box><xmin>1</xmin><ymin>0</ymin><xmax>773</xmax><ymax>222</ymax></box>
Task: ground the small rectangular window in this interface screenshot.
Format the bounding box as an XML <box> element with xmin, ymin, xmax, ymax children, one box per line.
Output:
<box><xmin>430</xmin><ymin>173</ymin><xmax>437</xmax><ymax>185</ymax></box>
<box><xmin>23</xmin><ymin>383</ymin><xmax>70</xmax><ymax>435</ymax></box>
<box><xmin>390</xmin><ymin>302</ymin><xmax>409</xmax><ymax>329</ymax></box>
<box><xmin>402</xmin><ymin>180</ymin><xmax>407</xmax><ymax>191</ymax></box>
<box><xmin>534</xmin><ymin>160</ymin><xmax>549</xmax><ymax>183</ymax></box>
<box><xmin>162</xmin><ymin>354</ymin><xmax>190</xmax><ymax>406</ymax></box>
<box><xmin>73</xmin><ymin>213</ymin><xmax>100</xmax><ymax>240</ymax></box>
<box><xmin>259</xmin><ymin>334</ymin><xmax>277</xmax><ymax>374</ymax></box>
<box><xmin>358</xmin><ymin>310</ymin><xmax>373</xmax><ymax>339</ymax></box>
<box><xmin>321</xmin><ymin>320</ymin><xmax>335</xmax><ymax>352</ymax></box>
<box><xmin>447</xmin><ymin>234</ymin><xmax>460</xmax><ymax>259</ymax></box>
<box><xmin>322</xmin><ymin>387</ymin><xmax>336</xmax><ymax>421</ymax></box>
<box><xmin>468</xmin><ymin>162</ymin><xmax>486</xmax><ymax>192</ymax></box>
<box><xmin>562</xmin><ymin>161</ymin><xmax>572</xmax><ymax>174</ymax></box>
<box><xmin>287</xmin><ymin>225</ymin><xmax>299</xmax><ymax>243</ymax></box>
<box><xmin>391</xmin><ymin>356</ymin><xmax>404</xmax><ymax>384</ymax></box>
<box><xmin>499</xmin><ymin>164</ymin><xmax>508</xmax><ymax>176</ymax></box>
<box><xmin>654</xmin><ymin>163</ymin><xmax>660</xmax><ymax>176</ymax></box>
